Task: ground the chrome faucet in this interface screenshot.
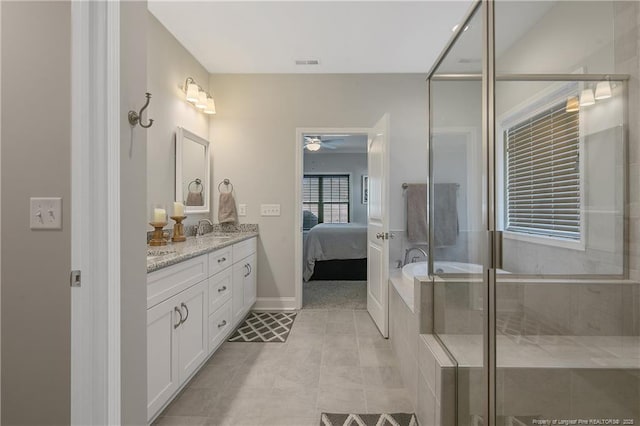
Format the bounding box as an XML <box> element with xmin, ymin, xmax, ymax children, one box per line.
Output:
<box><xmin>403</xmin><ymin>247</ymin><xmax>427</xmax><ymax>266</ymax></box>
<box><xmin>196</xmin><ymin>219</ymin><xmax>213</xmax><ymax>237</ymax></box>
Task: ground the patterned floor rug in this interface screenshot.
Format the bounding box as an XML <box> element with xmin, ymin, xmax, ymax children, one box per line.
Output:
<box><xmin>320</xmin><ymin>413</ymin><xmax>419</xmax><ymax>426</ymax></box>
<box><xmin>228</xmin><ymin>311</ymin><xmax>297</xmax><ymax>343</ymax></box>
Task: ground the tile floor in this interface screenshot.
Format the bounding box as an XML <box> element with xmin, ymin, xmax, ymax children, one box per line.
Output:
<box><xmin>153</xmin><ymin>309</ymin><xmax>413</xmax><ymax>426</ymax></box>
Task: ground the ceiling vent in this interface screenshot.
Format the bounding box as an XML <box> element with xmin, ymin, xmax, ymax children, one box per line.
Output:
<box><xmin>295</xmin><ymin>59</ymin><xmax>320</xmax><ymax>66</ymax></box>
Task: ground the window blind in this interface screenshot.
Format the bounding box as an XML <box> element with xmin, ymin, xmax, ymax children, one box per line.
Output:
<box><xmin>505</xmin><ymin>102</ymin><xmax>581</xmax><ymax>240</ymax></box>
<box><xmin>303</xmin><ymin>175</ymin><xmax>350</xmax><ymax>229</ymax></box>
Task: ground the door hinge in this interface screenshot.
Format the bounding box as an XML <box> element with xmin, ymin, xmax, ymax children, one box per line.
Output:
<box><xmin>70</xmin><ymin>270</ymin><xmax>81</xmax><ymax>287</ymax></box>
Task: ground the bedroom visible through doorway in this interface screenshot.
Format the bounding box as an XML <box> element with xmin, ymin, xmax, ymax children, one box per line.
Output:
<box><xmin>300</xmin><ymin>132</ymin><xmax>369</xmax><ymax>309</ymax></box>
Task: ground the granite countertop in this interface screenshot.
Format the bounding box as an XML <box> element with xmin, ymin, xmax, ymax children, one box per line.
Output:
<box><xmin>147</xmin><ymin>230</ymin><xmax>258</xmax><ymax>273</ymax></box>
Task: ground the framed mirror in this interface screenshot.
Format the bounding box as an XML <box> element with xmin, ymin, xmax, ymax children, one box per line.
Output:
<box><xmin>176</xmin><ymin>127</ymin><xmax>210</xmax><ymax>214</ymax></box>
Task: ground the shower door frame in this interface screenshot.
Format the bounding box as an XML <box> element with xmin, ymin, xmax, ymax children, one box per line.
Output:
<box><xmin>426</xmin><ymin>0</ymin><xmax>631</xmax><ymax>423</ymax></box>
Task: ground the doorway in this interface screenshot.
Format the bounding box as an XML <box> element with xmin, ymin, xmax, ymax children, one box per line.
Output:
<box><xmin>297</xmin><ymin>131</ymin><xmax>369</xmax><ymax>310</ymax></box>
<box><xmin>295</xmin><ymin>128</ymin><xmax>369</xmax><ymax>309</ymax></box>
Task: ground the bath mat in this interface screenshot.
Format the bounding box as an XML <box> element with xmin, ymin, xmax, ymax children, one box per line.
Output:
<box><xmin>228</xmin><ymin>311</ymin><xmax>297</xmax><ymax>343</ymax></box>
<box><xmin>320</xmin><ymin>413</ymin><xmax>419</xmax><ymax>426</ymax></box>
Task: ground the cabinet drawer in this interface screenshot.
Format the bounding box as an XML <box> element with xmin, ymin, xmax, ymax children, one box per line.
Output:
<box><xmin>208</xmin><ymin>246</ymin><xmax>233</xmax><ymax>277</ymax></box>
<box><xmin>233</xmin><ymin>237</ymin><xmax>256</xmax><ymax>261</ymax></box>
<box><xmin>147</xmin><ymin>255</ymin><xmax>208</xmax><ymax>309</ymax></box>
<box><xmin>208</xmin><ymin>267</ymin><xmax>232</xmax><ymax>313</ymax></box>
<box><xmin>208</xmin><ymin>300</ymin><xmax>232</xmax><ymax>353</ymax></box>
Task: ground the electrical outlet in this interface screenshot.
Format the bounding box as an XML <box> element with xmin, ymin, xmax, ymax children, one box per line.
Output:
<box><xmin>238</xmin><ymin>204</ymin><xmax>247</xmax><ymax>216</ymax></box>
<box><xmin>30</xmin><ymin>197</ymin><xmax>62</xmax><ymax>229</ymax></box>
<box><xmin>260</xmin><ymin>204</ymin><xmax>281</xmax><ymax>216</ymax></box>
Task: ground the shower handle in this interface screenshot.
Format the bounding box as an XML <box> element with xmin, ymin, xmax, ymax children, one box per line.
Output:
<box><xmin>489</xmin><ymin>230</ymin><xmax>503</xmax><ymax>270</ymax></box>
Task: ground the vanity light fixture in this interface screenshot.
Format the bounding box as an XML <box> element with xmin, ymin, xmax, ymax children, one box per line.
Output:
<box><xmin>579</xmin><ymin>88</ymin><xmax>595</xmax><ymax>107</ymax></box>
<box><xmin>183</xmin><ymin>77</ymin><xmax>216</xmax><ymax>115</ymax></box>
<box><xmin>185</xmin><ymin>81</ymin><xmax>199</xmax><ymax>102</ymax></box>
<box><xmin>196</xmin><ymin>91</ymin><xmax>208</xmax><ymax>109</ymax></box>
<box><xmin>204</xmin><ymin>98</ymin><xmax>216</xmax><ymax>115</ymax></box>
<box><xmin>595</xmin><ymin>80</ymin><xmax>612</xmax><ymax>100</ymax></box>
<box><xmin>565</xmin><ymin>96</ymin><xmax>580</xmax><ymax>113</ymax></box>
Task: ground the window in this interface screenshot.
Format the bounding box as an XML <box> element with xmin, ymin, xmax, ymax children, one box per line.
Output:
<box><xmin>303</xmin><ymin>175</ymin><xmax>350</xmax><ymax>230</ymax></box>
<box><xmin>505</xmin><ymin>101</ymin><xmax>581</xmax><ymax>241</ymax></box>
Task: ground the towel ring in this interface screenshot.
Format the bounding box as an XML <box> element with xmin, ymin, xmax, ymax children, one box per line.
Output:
<box><xmin>218</xmin><ymin>178</ymin><xmax>233</xmax><ymax>194</ymax></box>
<box><xmin>188</xmin><ymin>178</ymin><xmax>203</xmax><ymax>194</ymax></box>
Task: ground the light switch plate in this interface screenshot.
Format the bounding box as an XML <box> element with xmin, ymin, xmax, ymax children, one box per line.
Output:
<box><xmin>238</xmin><ymin>204</ymin><xmax>247</xmax><ymax>216</ymax></box>
<box><xmin>30</xmin><ymin>197</ymin><xmax>62</xmax><ymax>229</ymax></box>
<box><xmin>260</xmin><ymin>204</ymin><xmax>281</xmax><ymax>216</ymax></box>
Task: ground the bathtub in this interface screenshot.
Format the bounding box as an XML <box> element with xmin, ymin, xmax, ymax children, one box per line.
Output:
<box><xmin>404</xmin><ymin>261</ymin><xmax>483</xmax><ymax>284</ymax></box>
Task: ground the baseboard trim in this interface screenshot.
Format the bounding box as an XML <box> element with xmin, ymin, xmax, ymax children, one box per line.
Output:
<box><xmin>253</xmin><ymin>297</ymin><xmax>297</xmax><ymax>311</ymax></box>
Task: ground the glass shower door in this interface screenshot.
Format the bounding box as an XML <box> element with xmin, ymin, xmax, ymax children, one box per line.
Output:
<box><xmin>429</xmin><ymin>3</ymin><xmax>489</xmax><ymax>424</ymax></box>
<box><xmin>493</xmin><ymin>1</ymin><xmax>639</xmax><ymax>424</ymax></box>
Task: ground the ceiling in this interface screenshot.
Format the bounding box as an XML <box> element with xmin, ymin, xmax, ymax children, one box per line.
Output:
<box><xmin>148</xmin><ymin>1</ymin><xmax>474</xmax><ymax>74</ymax></box>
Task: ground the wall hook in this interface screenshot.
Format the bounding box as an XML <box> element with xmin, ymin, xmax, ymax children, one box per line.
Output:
<box><xmin>128</xmin><ymin>92</ymin><xmax>154</xmax><ymax>128</ymax></box>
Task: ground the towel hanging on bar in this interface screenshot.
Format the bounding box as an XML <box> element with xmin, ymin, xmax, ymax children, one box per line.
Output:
<box><xmin>406</xmin><ymin>183</ymin><xmax>428</xmax><ymax>243</ymax></box>
<box><xmin>433</xmin><ymin>183</ymin><xmax>459</xmax><ymax>247</ymax></box>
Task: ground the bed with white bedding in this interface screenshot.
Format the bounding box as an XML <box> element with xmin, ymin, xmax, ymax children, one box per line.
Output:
<box><xmin>303</xmin><ymin>223</ymin><xmax>368</xmax><ymax>281</ymax></box>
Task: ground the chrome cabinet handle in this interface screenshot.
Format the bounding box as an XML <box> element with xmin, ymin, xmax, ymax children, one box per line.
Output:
<box><xmin>174</xmin><ymin>306</ymin><xmax>183</xmax><ymax>329</ymax></box>
<box><xmin>180</xmin><ymin>302</ymin><xmax>189</xmax><ymax>324</ymax></box>
<box><xmin>244</xmin><ymin>264</ymin><xmax>250</xmax><ymax>278</ymax></box>
<box><xmin>376</xmin><ymin>232</ymin><xmax>384</xmax><ymax>239</ymax></box>
<box><xmin>218</xmin><ymin>285</ymin><xmax>227</xmax><ymax>293</ymax></box>
<box><xmin>217</xmin><ymin>257</ymin><xmax>227</xmax><ymax>263</ymax></box>
<box><xmin>247</xmin><ymin>264</ymin><xmax>252</xmax><ymax>275</ymax></box>
<box><xmin>218</xmin><ymin>320</ymin><xmax>227</xmax><ymax>328</ymax></box>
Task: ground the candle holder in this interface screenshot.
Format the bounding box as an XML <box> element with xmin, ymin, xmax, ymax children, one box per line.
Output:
<box><xmin>149</xmin><ymin>222</ymin><xmax>168</xmax><ymax>246</ymax></box>
<box><xmin>170</xmin><ymin>216</ymin><xmax>187</xmax><ymax>242</ymax></box>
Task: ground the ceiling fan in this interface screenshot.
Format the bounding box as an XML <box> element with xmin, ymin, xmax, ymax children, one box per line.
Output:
<box><xmin>304</xmin><ymin>135</ymin><xmax>348</xmax><ymax>151</ymax></box>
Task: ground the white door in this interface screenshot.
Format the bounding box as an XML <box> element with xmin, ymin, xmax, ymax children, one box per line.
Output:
<box><xmin>367</xmin><ymin>114</ymin><xmax>390</xmax><ymax>337</ymax></box>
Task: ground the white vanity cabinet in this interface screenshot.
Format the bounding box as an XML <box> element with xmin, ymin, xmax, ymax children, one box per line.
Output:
<box><xmin>231</xmin><ymin>239</ymin><xmax>257</xmax><ymax>324</ymax></box>
<box><xmin>175</xmin><ymin>280</ymin><xmax>208</xmax><ymax>383</ymax></box>
<box><xmin>147</xmin><ymin>236</ymin><xmax>257</xmax><ymax>422</ymax></box>
<box><xmin>146</xmin><ymin>261</ymin><xmax>208</xmax><ymax>421</ymax></box>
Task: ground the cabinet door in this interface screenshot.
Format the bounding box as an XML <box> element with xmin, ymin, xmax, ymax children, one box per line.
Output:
<box><xmin>232</xmin><ymin>261</ymin><xmax>246</xmax><ymax>324</ymax></box>
<box><xmin>243</xmin><ymin>254</ymin><xmax>257</xmax><ymax>310</ymax></box>
<box><xmin>176</xmin><ymin>280</ymin><xmax>208</xmax><ymax>384</ymax></box>
<box><xmin>147</xmin><ymin>295</ymin><xmax>180</xmax><ymax>421</ymax></box>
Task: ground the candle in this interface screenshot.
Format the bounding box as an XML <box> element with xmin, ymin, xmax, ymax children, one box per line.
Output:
<box><xmin>153</xmin><ymin>208</ymin><xmax>166</xmax><ymax>223</ymax></box>
<box><xmin>173</xmin><ymin>202</ymin><xmax>184</xmax><ymax>217</ymax></box>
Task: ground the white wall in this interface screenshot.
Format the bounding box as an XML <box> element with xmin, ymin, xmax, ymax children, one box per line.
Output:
<box><xmin>303</xmin><ymin>152</ymin><xmax>368</xmax><ymax>224</ymax></box>
<box><xmin>209</xmin><ymin>74</ymin><xmax>428</xmax><ymax>300</ymax></box>
<box><xmin>147</xmin><ymin>14</ymin><xmax>211</xmax><ymax>227</ymax></box>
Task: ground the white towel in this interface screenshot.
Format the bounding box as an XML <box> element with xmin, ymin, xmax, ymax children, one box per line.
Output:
<box><xmin>218</xmin><ymin>192</ymin><xmax>238</xmax><ymax>224</ymax></box>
